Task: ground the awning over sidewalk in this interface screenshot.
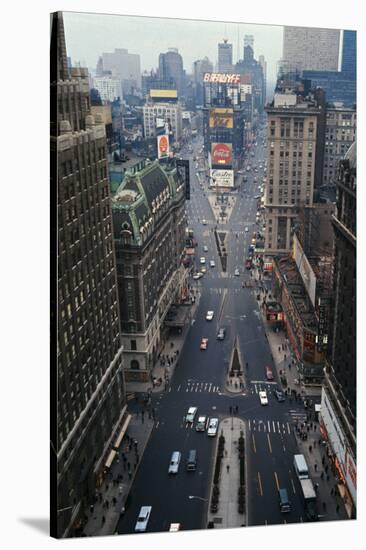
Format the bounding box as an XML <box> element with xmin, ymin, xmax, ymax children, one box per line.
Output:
<box><xmin>104</xmin><ymin>449</ymin><xmax>117</xmax><ymax>470</ymax></box>
<box><xmin>113</xmin><ymin>414</ymin><xmax>132</xmax><ymax>450</ymax></box>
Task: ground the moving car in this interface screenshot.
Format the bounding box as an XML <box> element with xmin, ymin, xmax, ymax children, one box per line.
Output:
<box><xmin>186</xmin><ymin>407</ymin><xmax>198</xmax><ymax>423</ymax></box>
<box><xmin>168</xmin><ymin>451</ymin><xmax>181</xmax><ymax>474</ymax></box>
<box><xmin>195</xmin><ymin>415</ymin><xmax>207</xmax><ymax>431</ymax></box>
<box><xmin>193</xmin><ymin>272</ymin><xmax>203</xmax><ymax>280</ymax></box>
<box><xmin>210</xmin><ymin>260</ymin><xmax>215</xmax><ymax>268</ymax></box>
<box><xmin>202</xmin><ymin>219</ymin><xmax>207</xmax><ymax>225</ymax></box>
<box><xmin>259</xmin><ymin>390</ymin><xmax>268</xmax><ymax>405</ymax></box>
<box><xmin>274</xmin><ymin>389</ymin><xmax>285</xmax><ymax>402</ymax></box>
<box><xmin>203</xmin><ymin>245</ymin><xmax>208</xmax><ymax>252</ymax></box>
<box><xmin>200</xmin><ymin>257</ymin><xmax>206</xmax><ymax>264</ymax></box>
<box><xmin>234</xmin><ymin>268</ymin><xmax>240</xmax><ymax>276</ymax></box>
<box><xmin>266</xmin><ymin>366</ymin><xmax>274</xmax><ymax>380</ymax></box>
<box><xmin>245</xmin><ymin>227</ymin><xmax>249</xmax><ymax>232</ymax></box>
<box><xmin>135</xmin><ymin>506</ymin><xmax>152</xmax><ymax>532</ymax></box>
<box><xmin>200</xmin><ymin>337</ymin><xmax>209</xmax><ymax>350</ymax></box>
<box><xmin>217</xmin><ymin>328</ymin><xmax>226</xmax><ymax>340</ymax></box>
<box><xmin>207</xmin><ymin>418</ymin><xmax>219</xmax><ymax>436</ymax></box>
<box><xmin>200</xmin><ymin>267</ymin><xmax>207</xmax><ymax>273</ymax></box>
<box><xmin>206</xmin><ymin>310</ymin><xmax>214</xmax><ymax>321</ymax></box>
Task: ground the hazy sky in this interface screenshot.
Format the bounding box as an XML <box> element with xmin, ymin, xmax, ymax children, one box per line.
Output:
<box><xmin>64</xmin><ymin>11</ymin><xmax>284</xmax><ymax>88</ymax></box>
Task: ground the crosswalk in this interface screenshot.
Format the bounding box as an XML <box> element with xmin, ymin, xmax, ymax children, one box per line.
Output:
<box><xmin>248</xmin><ymin>418</ymin><xmax>292</xmax><ymax>435</ymax></box>
<box><xmin>175</xmin><ymin>381</ymin><xmax>221</xmax><ymax>394</ymax></box>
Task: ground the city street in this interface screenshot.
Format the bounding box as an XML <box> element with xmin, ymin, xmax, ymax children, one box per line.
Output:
<box><xmin>117</xmin><ymin>125</ymin><xmax>339</xmax><ymax>535</ymax></box>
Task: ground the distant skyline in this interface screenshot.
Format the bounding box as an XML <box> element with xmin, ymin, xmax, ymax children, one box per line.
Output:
<box><xmin>63</xmin><ymin>11</ymin><xmax>284</xmax><ymax>90</ymax></box>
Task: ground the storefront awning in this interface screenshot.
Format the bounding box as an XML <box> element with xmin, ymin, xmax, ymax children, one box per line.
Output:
<box><xmin>113</xmin><ymin>414</ymin><xmax>132</xmax><ymax>450</ymax></box>
<box><xmin>104</xmin><ymin>449</ymin><xmax>116</xmax><ymax>470</ymax></box>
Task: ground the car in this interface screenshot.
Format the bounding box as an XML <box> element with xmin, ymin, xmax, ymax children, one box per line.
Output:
<box><xmin>186</xmin><ymin>407</ymin><xmax>198</xmax><ymax>423</ymax></box>
<box><xmin>200</xmin><ymin>267</ymin><xmax>207</xmax><ymax>274</ymax></box>
<box><xmin>234</xmin><ymin>268</ymin><xmax>240</xmax><ymax>276</ymax></box>
<box><xmin>245</xmin><ymin>227</ymin><xmax>249</xmax><ymax>232</ymax></box>
<box><xmin>246</xmin><ymin>166</ymin><xmax>251</xmax><ymax>172</ymax></box>
<box><xmin>135</xmin><ymin>506</ymin><xmax>152</xmax><ymax>532</ymax></box>
<box><xmin>193</xmin><ymin>272</ymin><xmax>203</xmax><ymax>280</ymax></box>
<box><xmin>202</xmin><ymin>219</ymin><xmax>207</xmax><ymax>225</ymax></box>
<box><xmin>208</xmin><ymin>418</ymin><xmax>219</xmax><ymax>436</ymax></box>
<box><xmin>168</xmin><ymin>451</ymin><xmax>181</xmax><ymax>474</ymax></box>
<box><xmin>274</xmin><ymin>389</ymin><xmax>285</xmax><ymax>402</ymax></box>
<box><xmin>200</xmin><ymin>257</ymin><xmax>206</xmax><ymax>264</ymax></box>
<box><xmin>266</xmin><ymin>366</ymin><xmax>274</xmax><ymax>380</ymax></box>
<box><xmin>206</xmin><ymin>310</ymin><xmax>214</xmax><ymax>321</ymax></box>
<box><xmin>195</xmin><ymin>415</ymin><xmax>207</xmax><ymax>431</ymax></box>
<box><xmin>210</xmin><ymin>260</ymin><xmax>215</xmax><ymax>268</ymax></box>
<box><xmin>203</xmin><ymin>245</ymin><xmax>208</xmax><ymax>252</ymax></box>
<box><xmin>200</xmin><ymin>337</ymin><xmax>209</xmax><ymax>350</ymax></box>
<box><xmin>259</xmin><ymin>391</ymin><xmax>268</xmax><ymax>405</ymax></box>
<box><xmin>254</xmin><ymin>195</ymin><xmax>260</xmax><ymax>199</ymax></box>
<box><xmin>217</xmin><ymin>328</ymin><xmax>226</xmax><ymax>340</ymax></box>
<box><xmin>259</xmin><ymin>165</ymin><xmax>263</xmax><ymax>169</ymax></box>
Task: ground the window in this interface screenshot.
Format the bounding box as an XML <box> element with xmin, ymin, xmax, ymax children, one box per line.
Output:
<box><xmin>131</xmin><ymin>340</ymin><xmax>137</xmax><ymax>350</ymax></box>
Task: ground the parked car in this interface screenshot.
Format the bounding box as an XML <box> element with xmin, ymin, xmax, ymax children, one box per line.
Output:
<box><xmin>186</xmin><ymin>407</ymin><xmax>198</xmax><ymax>423</ymax></box>
<box><xmin>200</xmin><ymin>267</ymin><xmax>207</xmax><ymax>274</ymax></box>
<box><xmin>135</xmin><ymin>506</ymin><xmax>152</xmax><ymax>532</ymax></box>
<box><xmin>168</xmin><ymin>451</ymin><xmax>181</xmax><ymax>474</ymax></box>
<box><xmin>206</xmin><ymin>310</ymin><xmax>214</xmax><ymax>321</ymax></box>
<box><xmin>266</xmin><ymin>366</ymin><xmax>274</xmax><ymax>381</ymax></box>
<box><xmin>200</xmin><ymin>257</ymin><xmax>206</xmax><ymax>264</ymax></box>
<box><xmin>203</xmin><ymin>245</ymin><xmax>208</xmax><ymax>252</ymax></box>
<box><xmin>210</xmin><ymin>260</ymin><xmax>215</xmax><ymax>268</ymax></box>
<box><xmin>245</xmin><ymin>227</ymin><xmax>249</xmax><ymax>232</ymax></box>
<box><xmin>200</xmin><ymin>337</ymin><xmax>209</xmax><ymax>350</ymax></box>
<box><xmin>259</xmin><ymin>390</ymin><xmax>268</xmax><ymax>405</ymax></box>
<box><xmin>234</xmin><ymin>268</ymin><xmax>240</xmax><ymax>276</ymax></box>
<box><xmin>202</xmin><ymin>219</ymin><xmax>207</xmax><ymax>225</ymax></box>
<box><xmin>217</xmin><ymin>328</ymin><xmax>226</xmax><ymax>340</ymax></box>
<box><xmin>207</xmin><ymin>418</ymin><xmax>219</xmax><ymax>436</ymax></box>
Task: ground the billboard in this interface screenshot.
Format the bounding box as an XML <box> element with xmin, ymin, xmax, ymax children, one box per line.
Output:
<box><xmin>293</xmin><ymin>234</ymin><xmax>316</xmax><ymax>307</ymax></box>
<box><xmin>209</xmin><ymin>108</ymin><xmax>234</xmax><ymax>129</ymax></box>
<box><xmin>203</xmin><ymin>72</ymin><xmax>241</xmax><ymax>84</ymax></box>
<box><xmin>150</xmin><ymin>89</ymin><xmax>178</xmax><ymax>99</ymax></box>
<box><xmin>211</xmin><ymin>142</ymin><xmax>232</xmax><ymax>166</ymax></box>
<box><xmin>210</xmin><ymin>169</ymin><xmax>234</xmax><ymax>188</ymax></box>
<box><xmin>157</xmin><ymin>135</ymin><xmax>169</xmax><ymax>159</ymax></box>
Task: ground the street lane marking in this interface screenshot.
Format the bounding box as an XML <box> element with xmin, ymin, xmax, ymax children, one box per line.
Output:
<box><xmin>248</xmin><ymin>419</ymin><xmax>251</xmax><ymax>431</ymax></box>
<box><xmin>252</xmin><ymin>433</ymin><xmax>257</xmax><ymax>453</ymax></box>
<box><xmin>267</xmin><ymin>420</ymin><xmax>271</xmax><ymax>433</ymax></box>
<box><xmin>274</xmin><ymin>471</ymin><xmax>280</xmax><ymax>491</ymax></box>
<box><xmin>291</xmin><ymin>478</ymin><xmax>296</xmax><ymax>495</ymax></box>
<box><xmin>177</xmin><ymin>385</ymin><xmax>181</xmax><ymax>392</ymax></box>
<box><xmin>287</xmin><ymin>422</ymin><xmax>291</xmax><ymax>434</ymax></box>
<box><xmin>277</xmin><ymin>421</ymin><xmax>281</xmax><ymax>432</ymax></box>
<box><xmin>267</xmin><ymin>433</ymin><xmax>273</xmax><ymax>454</ymax></box>
<box><xmin>272</xmin><ymin>421</ymin><xmax>276</xmax><ymax>432</ymax></box>
<box><xmin>257</xmin><ymin>472</ymin><xmax>263</xmax><ymax>496</ymax></box>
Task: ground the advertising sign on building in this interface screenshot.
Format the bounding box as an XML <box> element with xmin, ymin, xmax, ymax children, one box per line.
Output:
<box><xmin>210</xmin><ymin>169</ymin><xmax>234</xmax><ymax>188</ymax></box>
<box><xmin>209</xmin><ymin>108</ymin><xmax>234</xmax><ymax>129</ymax></box>
<box><xmin>203</xmin><ymin>73</ymin><xmax>241</xmax><ymax>84</ymax></box>
<box><xmin>157</xmin><ymin>135</ymin><xmax>169</xmax><ymax>159</ymax></box>
<box><xmin>345</xmin><ymin>451</ymin><xmax>357</xmax><ymax>504</ymax></box>
<box><xmin>320</xmin><ymin>390</ymin><xmax>347</xmax><ymax>469</ymax></box>
<box><xmin>211</xmin><ymin>142</ymin><xmax>232</xmax><ymax>166</ymax></box>
<box><xmin>293</xmin><ymin>235</ymin><xmax>316</xmax><ymax>307</ymax></box>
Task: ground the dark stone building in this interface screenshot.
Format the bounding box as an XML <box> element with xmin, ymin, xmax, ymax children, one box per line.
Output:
<box><xmin>51</xmin><ymin>12</ymin><xmax>128</xmax><ymax>538</ymax></box>
<box><xmin>112</xmin><ymin>159</ymin><xmax>187</xmax><ymax>382</ymax></box>
<box><xmin>321</xmin><ymin>142</ymin><xmax>356</xmax><ymax>517</ymax></box>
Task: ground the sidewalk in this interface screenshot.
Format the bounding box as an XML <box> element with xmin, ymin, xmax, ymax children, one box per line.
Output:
<box><xmin>207</xmin><ymin>417</ymin><xmax>247</xmax><ymax>529</ymax></box>
<box><xmin>126</xmin><ymin>286</ymin><xmax>202</xmax><ymax>396</ymax></box>
<box><xmin>82</xmin><ymin>413</ymin><xmax>154</xmax><ymax>537</ymax></box>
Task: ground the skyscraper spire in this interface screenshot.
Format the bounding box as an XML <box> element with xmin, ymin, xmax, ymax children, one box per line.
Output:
<box><xmin>50</xmin><ymin>11</ymin><xmax>69</xmax><ymax>83</ymax></box>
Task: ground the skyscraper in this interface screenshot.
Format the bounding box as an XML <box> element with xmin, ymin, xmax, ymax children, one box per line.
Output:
<box><xmin>321</xmin><ymin>142</ymin><xmax>356</xmax><ymax>518</ymax></box>
<box><xmin>101</xmin><ymin>47</ymin><xmax>141</xmax><ymax>95</ymax></box>
<box><xmin>341</xmin><ymin>30</ymin><xmax>356</xmax><ymax>80</ymax></box>
<box><xmin>159</xmin><ymin>48</ymin><xmax>185</xmax><ymax>98</ymax></box>
<box><xmin>218</xmin><ymin>39</ymin><xmax>233</xmax><ymax>73</ymax></box>
<box><xmin>51</xmin><ymin>12</ymin><xmax>127</xmax><ymax>538</ymax></box>
<box><xmin>282</xmin><ymin>26</ymin><xmax>340</xmax><ymax>73</ymax></box>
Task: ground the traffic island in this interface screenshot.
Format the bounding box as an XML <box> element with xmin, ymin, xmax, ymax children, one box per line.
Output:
<box><xmin>225</xmin><ymin>338</ymin><xmax>245</xmax><ymax>393</ymax></box>
<box><xmin>207</xmin><ymin>418</ymin><xmax>247</xmax><ymax>529</ymax></box>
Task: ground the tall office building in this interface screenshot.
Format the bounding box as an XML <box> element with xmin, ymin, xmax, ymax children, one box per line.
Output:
<box><xmin>321</xmin><ymin>142</ymin><xmax>356</xmax><ymax>518</ymax></box>
<box><xmin>159</xmin><ymin>48</ymin><xmax>185</xmax><ymax>98</ymax></box>
<box><xmin>51</xmin><ymin>12</ymin><xmax>127</xmax><ymax>538</ymax></box>
<box><xmin>244</xmin><ymin>34</ymin><xmax>254</xmax><ymax>49</ymax></box>
<box><xmin>101</xmin><ymin>47</ymin><xmax>141</xmax><ymax>95</ymax></box>
<box><xmin>193</xmin><ymin>57</ymin><xmax>213</xmax><ymax>105</ymax></box>
<box><xmin>341</xmin><ymin>30</ymin><xmax>356</xmax><ymax>80</ymax></box>
<box><xmin>264</xmin><ymin>86</ymin><xmax>326</xmax><ymax>254</ymax></box>
<box><xmin>218</xmin><ymin>39</ymin><xmax>233</xmax><ymax>73</ymax></box>
<box><xmin>258</xmin><ymin>55</ymin><xmax>267</xmax><ymax>104</ymax></box>
<box><xmin>323</xmin><ymin>103</ymin><xmax>356</xmax><ymax>187</ymax></box>
<box><xmin>282</xmin><ymin>26</ymin><xmax>340</xmax><ymax>73</ymax></box>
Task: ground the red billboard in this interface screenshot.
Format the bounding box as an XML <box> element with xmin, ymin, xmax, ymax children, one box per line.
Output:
<box><xmin>157</xmin><ymin>135</ymin><xmax>169</xmax><ymax>159</ymax></box>
<box><xmin>211</xmin><ymin>142</ymin><xmax>232</xmax><ymax>166</ymax></box>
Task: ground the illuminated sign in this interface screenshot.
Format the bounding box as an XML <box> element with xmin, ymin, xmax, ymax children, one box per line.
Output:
<box><xmin>203</xmin><ymin>72</ymin><xmax>241</xmax><ymax>84</ymax></box>
<box><xmin>211</xmin><ymin>142</ymin><xmax>232</xmax><ymax>166</ymax></box>
<box><xmin>210</xmin><ymin>169</ymin><xmax>234</xmax><ymax>188</ymax></box>
<box><xmin>150</xmin><ymin>89</ymin><xmax>178</xmax><ymax>99</ymax></box>
<box><xmin>157</xmin><ymin>135</ymin><xmax>169</xmax><ymax>159</ymax></box>
<box><xmin>209</xmin><ymin>108</ymin><xmax>234</xmax><ymax>129</ymax></box>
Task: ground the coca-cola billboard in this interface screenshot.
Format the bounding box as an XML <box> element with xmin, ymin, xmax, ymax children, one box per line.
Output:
<box><xmin>211</xmin><ymin>142</ymin><xmax>232</xmax><ymax>166</ymax></box>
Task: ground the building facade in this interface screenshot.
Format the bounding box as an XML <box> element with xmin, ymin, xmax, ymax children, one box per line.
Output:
<box><xmin>159</xmin><ymin>48</ymin><xmax>185</xmax><ymax>99</ymax></box>
<box><xmin>218</xmin><ymin>40</ymin><xmax>233</xmax><ymax>73</ymax></box>
<box><xmin>101</xmin><ymin>48</ymin><xmax>141</xmax><ymax>94</ymax></box>
<box><xmin>112</xmin><ymin>160</ymin><xmax>187</xmax><ymax>381</ymax></box>
<box><xmin>341</xmin><ymin>30</ymin><xmax>356</xmax><ymax>80</ymax></box>
<box><xmin>143</xmin><ymin>99</ymin><xmax>182</xmax><ymax>142</ymax></box>
<box><xmin>323</xmin><ymin>104</ymin><xmax>356</xmax><ymax>187</ymax></box>
<box><xmin>93</xmin><ymin>76</ymin><xmax>122</xmax><ymax>102</ymax></box>
<box><xmin>264</xmin><ymin>90</ymin><xmax>324</xmax><ymax>254</ymax></box>
<box><xmin>321</xmin><ymin>142</ymin><xmax>356</xmax><ymax>518</ymax></box>
<box><xmin>302</xmin><ymin>70</ymin><xmax>356</xmax><ymax>108</ymax></box>
<box><xmin>51</xmin><ymin>12</ymin><xmax>127</xmax><ymax>538</ymax></box>
<box><xmin>283</xmin><ymin>26</ymin><xmax>340</xmax><ymax>73</ymax></box>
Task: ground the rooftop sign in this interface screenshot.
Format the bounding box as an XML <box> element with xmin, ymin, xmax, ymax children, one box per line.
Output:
<box><xmin>203</xmin><ymin>72</ymin><xmax>241</xmax><ymax>84</ymax></box>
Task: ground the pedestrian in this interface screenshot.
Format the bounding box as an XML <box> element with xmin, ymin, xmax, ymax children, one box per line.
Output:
<box><xmin>322</xmin><ymin>456</ymin><xmax>325</xmax><ymax>465</ymax></box>
<box><xmin>314</xmin><ymin>463</ymin><xmax>318</xmax><ymax>471</ymax></box>
<box><xmin>227</xmin><ymin>465</ymin><xmax>230</xmax><ymax>473</ymax></box>
<box><xmin>90</xmin><ymin>504</ymin><xmax>94</xmax><ymax>513</ymax></box>
<box><xmin>314</xmin><ymin>483</ymin><xmax>319</xmax><ymax>492</ymax></box>
<box><xmin>330</xmin><ymin>488</ymin><xmax>334</xmax><ymax>496</ymax></box>
<box><xmin>322</xmin><ymin>502</ymin><xmax>326</xmax><ymax>511</ymax></box>
<box><xmin>102</xmin><ymin>516</ymin><xmax>106</xmax><ymax>525</ymax></box>
<box><xmin>314</xmin><ymin>425</ymin><xmax>317</xmax><ymax>431</ymax></box>
<box><xmin>336</xmin><ymin>504</ymin><xmax>340</xmax><ymax>513</ymax></box>
<box><xmin>128</xmin><ymin>472</ymin><xmax>132</xmax><ymax>480</ymax></box>
<box><xmin>326</xmin><ymin>474</ymin><xmax>330</xmax><ymax>481</ymax></box>
<box><xmin>106</xmin><ymin>500</ymin><xmax>109</xmax><ymax>509</ymax></box>
<box><xmin>325</xmin><ymin>465</ymin><xmax>329</xmax><ymax>473</ymax></box>
<box><xmin>127</xmin><ymin>461</ymin><xmax>131</xmax><ymax>471</ymax></box>
<box><xmin>112</xmin><ymin>497</ymin><xmax>117</xmax><ymax>506</ymax></box>
<box><xmin>321</xmin><ymin>472</ymin><xmax>324</xmax><ymax>480</ymax></box>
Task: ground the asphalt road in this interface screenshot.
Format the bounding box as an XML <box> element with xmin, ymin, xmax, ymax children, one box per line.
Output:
<box><xmin>117</xmin><ymin>121</ymin><xmax>313</xmax><ymax>535</ymax></box>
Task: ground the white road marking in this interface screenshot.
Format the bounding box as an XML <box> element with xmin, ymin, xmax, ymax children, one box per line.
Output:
<box><xmin>272</xmin><ymin>420</ymin><xmax>276</xmax><ymax>432</ymax></box>
<box><xmin>267</xmin><ymin>420</ymin><xmax>271</xmax><ymax>433</ymax></box>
